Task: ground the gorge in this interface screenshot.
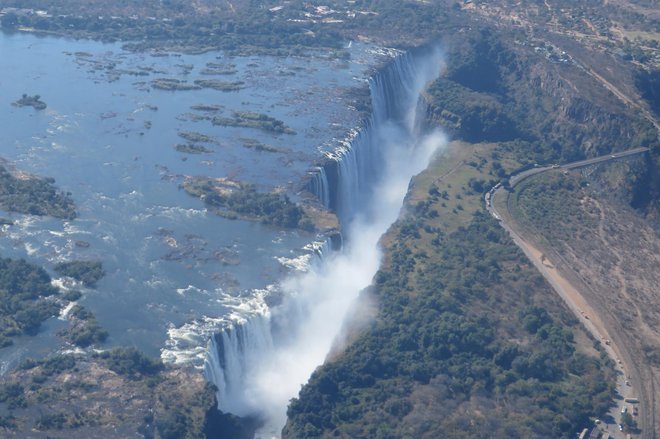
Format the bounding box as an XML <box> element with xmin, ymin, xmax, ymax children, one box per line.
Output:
<box><xmin>204</xmin><ymin>46</ymin><xmax>446</xmax><ymax>436</ymax></box>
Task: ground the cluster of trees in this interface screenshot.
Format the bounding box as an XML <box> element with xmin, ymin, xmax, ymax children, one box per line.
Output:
<box><xmin>635</xmin><ymin>68</ymin><xmax>660</xmax><ymax>117</ymax></box>
<box><xmin>0</xmin><ymin>257</ymin><xmax>59</xmax><ymax>346</ymax></box>
<box><xmin>212</xmin><ymin>111</ymin><xmax>296</xmax><ymax>135</ymax></box>
<box><xmin>285</xmin><ymin>212</ymin><xmax>614</xmax><ymax>438</ymax></box>
<box><xmin>513</xmin><ymin>172</ymin><xmax>595</xmax><ymax>242</ymax></box>
<box><xmin>0</xmin><ymin>2</ymin><xmax>345</xmax><ymax>55</ymax></box>
<box><xmin>59</xmin><ymin>304</ymin><xmax>108</xmax><ymax>348</ymax></box>
<box><xmin>12</xmin><ymin>93</ymin><xmax>46</xmax><ymax>110</ymax></box>
<box><xmin>95</xmin><ymin>347</ymin><xmax>163</xmax><ymax>380</ymax></box>
<box><xmin>0</xmin><ymin>166</ymin><xmax>76</xmax><ymax>219</ymax></box>
<box><xmin>186</xmin><ymin>179</ymin><xmax>311</xmax><ymax>230</ymax></box>
<box><xmin>0</xmin><ymin>254</ymin><xmax>108</xmax><ymax>349</ymax></box>
<box><xmin>53</xmin><ymin>260</ymin><xmax>105</xmax><ymax>287</ymax></box>
<box><xmin>425</xmin><ymin>28</ymin><xmax>660</xmax><ymax>164</ymax></box>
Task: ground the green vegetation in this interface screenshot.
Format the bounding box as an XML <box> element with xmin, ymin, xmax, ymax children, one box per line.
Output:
<box><xmin>241</xmin><ymin>138</ymin><xmax>284</xmax><ymax>153</ymax></box>
<box><xmin>3</xmin><ymin>351</ymin><xmax>223</xmax><ymax>437</ymax></box>
<box><xmin>151</xmin><ymin>78</ymin><xmax>200</xmax><ymax>91</ymax></box>
<box><xmin>0</xmin><ymin>166</ymin><xmax>76</xmax><ymax>219</ymax></box>
<box><xmin>200</xmin><ymin>62</ymin><xmax>237</xmax><ymax>76</ymax></box>
<box><xmin>285</xmin><ymin>212</ymin><xmax>615</xmax><ymax>438</ymax></box>
<box><xmin>12</xmin><ymin>93</ymin><xmax>46</xmax><ymax>110</ymax></box>
<box><xmin>0</xmin><ymin>383</ymin><xmax>27</xmax><ymax>409</ymax></box>
<box><xmin>175</xmin><ymin>143</ymin><xmax>213</xmax><ymax>154</ymax></box>
<box><xmin>425</xmin><ymin>30</ymin><xmax>660</xmax><ymax>164</ymax></box>
<box><xmin>24</xmin><ymin>353</ymin><xmax>77</xmax><ymax>374</ymax></box>
<box><xmin>183</xmin><ymin>177</ymin><xmax>312</xmax><ymax>230</ymax></box>
<box><xmin>0</xmin><ymin>1</ymin><xmax>347</xmax><ymax>55</ymax></box>
<box><xmin>0</xmin><ymin>257</ymin><xmax>59</xmax><ymax>346</ymax></box>
<box><xmin>96</xmin><ymin>347</ymin><xmax>163</xmax><ymax>380</ymax></box>
<box><xmin>62</xmin><ymin>289</ymin><xmax>82</xmax><ymax>301</ymax></box>
<box><xmin>53</xmin><ymin>260</ymin><xmax>105</xmax><ymax>287</ymax></box>
<box><xmin>635</xmin><ymin>68</ymin><xmax>660</xmax><ymax>117</ymax></box>
<box><xmin>177</xmin><ymin>130</ymin><xmax>215</xmax><ymax>144</ymax></box>
<box><xmin>512</xmin><ymin>172</ymin><xmax>596</xmax><ymax>242</ymax></box>
<box><xmin>193</xmin><ymin>79</ymin><xmax>245</xmax><ymax>91</ymax></box>
<box><xmin>66</xmin><ymin>320</ymin><xmax>108</xmax><ymax>347</ymax></box>
<box><xmin>59</xmin><ymin>305</ymin><xmax>108</xmax><ymax>347</ymax></box>
<box><xmin>191</xmin><ymin>104</ymin><xmax>223</xmax><ymax>112</ymax></box>
<box><xmin>212</xmin><ymin>111</ymin><xmax>296</xmax><ymax>135</ymax></box>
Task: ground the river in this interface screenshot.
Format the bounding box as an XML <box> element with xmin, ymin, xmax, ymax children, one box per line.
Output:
<box><xmin>0</xmin><ymin>31</ymin><xmax>385</xmax><ymax>370</ymax></box>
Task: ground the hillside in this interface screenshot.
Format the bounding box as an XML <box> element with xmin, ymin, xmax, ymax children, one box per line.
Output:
<box><xmin>284</xmin><ymin>208</ymin><xmax>616</xmax><ymax>438</ymax></box>
<box><xmin>284</xmin><ymin>18</ymin><xmax>659</xmax><ymax>439</ymax></box>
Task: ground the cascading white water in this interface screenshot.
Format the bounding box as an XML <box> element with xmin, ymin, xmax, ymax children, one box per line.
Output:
<box><xmin>204</xmin><ymin>314</ymin><xmax>275</xmax><ymax>416</ymax></box>
<box><xmin>204</xmin><ymin>46</ymin><xmax>446</xmax><ymax>438</ymax></box>
<box><xmin>307</xmin><ymin>49</ymin><xmax>440</xmax><ymax>226</ymax></box>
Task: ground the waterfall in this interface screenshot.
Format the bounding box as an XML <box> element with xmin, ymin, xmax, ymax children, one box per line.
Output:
<box><xmin>307</xmin><ymin>48</ymin><xmax>436</xmax><ymax>225</ymax></box>
<box><xmin>204</xmin><ymin>45</ymin><xmax>446</xmax><ymax>437</ymax></box>
<box><xmin>204</xmin><ymin>314</ymin><xmax>274</xmax><ymax>416</ymax></box>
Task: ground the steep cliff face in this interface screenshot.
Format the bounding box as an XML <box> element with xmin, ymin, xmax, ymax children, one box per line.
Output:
<box><xmin>425</xmin><ymin>28</ymin><xmax>660</xmax><ymax>218</ymax></box>
<box><xmin>429</xmin><ymin>30</ymin><xmax>656</xmax><ymax>153</ymax></box>
<box><xmin>204</xmin><ymin>46</ymin><xmax>444</xmax><ymax>435</ymax></box>
<box><xmin>306</xmin><ymin>46</ymin><xmax>439</xmax><ymax>225</ymax></box>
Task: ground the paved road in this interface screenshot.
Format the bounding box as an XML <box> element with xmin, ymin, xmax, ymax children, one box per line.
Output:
<box><xmin>485</xmin><ymin>147</ymin><xmax>650</xmax><ymax>439</ymax></box>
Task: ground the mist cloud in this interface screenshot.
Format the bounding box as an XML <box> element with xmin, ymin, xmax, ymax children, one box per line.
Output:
<box><xmin>207</xmin><ymin>48</ymin><xmax>447</xmax><ymax>438</ymax></box>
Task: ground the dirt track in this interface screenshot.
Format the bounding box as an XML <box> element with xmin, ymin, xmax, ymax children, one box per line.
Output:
<box><xmin>487</xmin><ymin>157</ymin><xmax>657</xmax><ymax>438</ymax></box>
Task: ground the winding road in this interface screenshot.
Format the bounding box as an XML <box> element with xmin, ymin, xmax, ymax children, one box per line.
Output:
<box><xmin>485</xmin><ymin>147</ymin><xmax>651</xmax><ymax>439</ymax></box>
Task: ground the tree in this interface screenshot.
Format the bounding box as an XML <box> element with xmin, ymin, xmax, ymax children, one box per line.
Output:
<box><xmin>621</xmin><ymin>411</ymin><xmax>636</xmax><ymax>432</ymax></box>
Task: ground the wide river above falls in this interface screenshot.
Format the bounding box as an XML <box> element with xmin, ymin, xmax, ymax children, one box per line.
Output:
<box><xmin>0</xmin><ymin>31</ymin><xmax>387</xmax><ymax>371</ymax></box>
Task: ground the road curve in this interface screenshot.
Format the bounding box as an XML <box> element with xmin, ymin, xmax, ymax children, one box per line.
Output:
<box><xmin>485</xmin><ymin>147</ymin><xmax>652</xmax><ymax>439</ymax></box>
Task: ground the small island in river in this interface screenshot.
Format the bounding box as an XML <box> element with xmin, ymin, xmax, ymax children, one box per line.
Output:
<box><xmin>12</xmin><ymin>94</ymin><xmax>47</xmax><ymax>110</ymax></box>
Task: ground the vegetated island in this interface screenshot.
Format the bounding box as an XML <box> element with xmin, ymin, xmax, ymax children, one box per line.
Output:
<box><xmin>200</xmin><ymin>62</ymin><xmax>238</xmax><ymax>76</ymax></box>
<box><xmin>175</xmin><ymin>143</ymin><xmax>213</xmax><ymax>154</ymax></box>
<box><xmin>182</xmin><ymin>176</ymin><xmax>313</xmax><ymax>231</ymax></box>
<box><xmin>193</xmin><ymin>79</ymin><xmax>245</xmax><ymax>91</ymax></box>
<box><xmin>151</xmin><ymin>78</ymin><xmax>244</xmax><ymax>92</ymax></box>
<box><xmin>212</xmin><ymin>111</ymin><xmax>296</xmax><ymax>135</ymax></box>
<box><xmin>240</xmin><ymin>138</ymin><xmax>285</xmax><ymax>153</ymax></box>
<box><xmin>58</xmin><ymin>303</ymin><xmax>109</xmax><ymax>348</ymax></box>
<box><xmin>177</xmin><ymin>130</ymin><xmax>216</xmax><ymax>144</ymax></box>
<box><xmin>12</xmin><ymin>94</ymin><xmax>47</xmax><ymax>110</ymax></box>
<box><xmin>151</xmin><ymin>78</ymin><xmax>201</xmax><ymax>91</ymax></box>
<box><xmin>53</xmin><ymin>260</ymin><xmax>105</xmax><ymax>287</ymax></box>
<box><xmin>190</xmin><ymin>104</ymin><xmax>224</xmax><ymax>113</ymax></box>
<box><xmin>0</xmin><ymin>165</ymin><xmax>76</xmax><ymax>220</ymax></box>
<box><xmin>0</xmin><ymin>257</ymin><xmax>60</xmax><ymax>348</ymax></box>
<box><xmin>0</xmin><ymin>251</ymin><xmax>237</xmax><ymax>437</ymax></box>
<box><xmin>0</xmin><ymin>256</ymin><xmax>105</xmax><ymax>349</ymax></box>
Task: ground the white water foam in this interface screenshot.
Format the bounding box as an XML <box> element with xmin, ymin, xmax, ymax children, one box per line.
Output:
<box><xmin>204</xmin><ymin>46</ymin><xmax>446</xmax><ymax>437</ymax></box>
